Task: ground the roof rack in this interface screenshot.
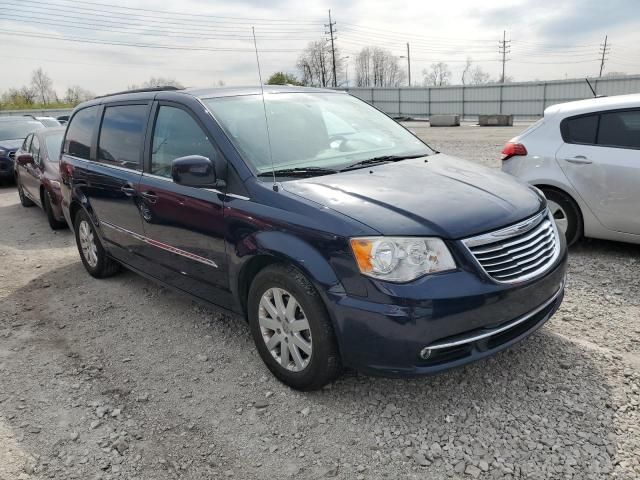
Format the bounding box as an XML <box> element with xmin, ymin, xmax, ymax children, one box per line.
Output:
<box><xmin>95</xmin><ymin>85</ymin><xmax>182</xmax><ymax>99</ymax></box>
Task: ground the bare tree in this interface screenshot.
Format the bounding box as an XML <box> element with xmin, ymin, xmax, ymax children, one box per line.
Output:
<box><xmin>297</xmin><ymin>40</ymin><xmax>343</xmax><ymax>87</ymax></box>
<box><xmin>354</xmin><ymin>47</ymin><xmax>405</xmax><ymax>87</ymax></box>
<box><xmin>423</xmin><ymin>62</ymin><xmax>451</xmax><ymax>86</ymax></box>
<box><xmin>142</xmin><ymin>77</ymin><xmax>184</xmax><ymax>88</ymax></box>
<box><xmin>470</xmin><ymin>66</ymin><xmax>491</xmax><ymax>85</ymax></box>
<box><xmin>31</xmin><ymin>68</ymin><xmax>55</xmax><ymax>104</ymax></box>
<box><xmin>64</xmin><ymin>85</ymin><xmax>95</xmax><ymax>104</ymax></box>
<box><xmin>461</xmin><ymin>57</ymin><xmax>473</xmax><ymax>85</ymax></box>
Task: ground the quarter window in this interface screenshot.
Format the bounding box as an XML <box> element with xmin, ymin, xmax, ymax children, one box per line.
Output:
<box><xmin>98</xmin><ymin>105</ymin><xmax>147</xmax><ymax>170</ymax></box>
<box><xmin>22</xmin><ymin>133</ymin><xmax>33</xmax><ymax>151</ymax></box>
<box><xmin>597</xmin><ymin>110</ymin><xmax>640</xmax><ymax>149</ymax></box>
<box><xmin>151</xmin><ymin>106</ymin><xmax>217</xmax><ymax>178</ymax></box>
<box><xmin>64</xmin><ymin>106</ymin><xmax>99</xmax><ymax>159</ymax></box>
<box><xmin>563</xmin><ymin>114</ymin><xmax>598</xmax><ymax>144</ymax></box>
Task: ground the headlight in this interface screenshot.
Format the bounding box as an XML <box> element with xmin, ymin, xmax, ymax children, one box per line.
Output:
<box><xmin>350</xmin><ymin>237</ymin><xmax>456</xmax><ymax>282</ymax></box>
<box><xmin>0</xmin><ymin>149</ymin><xmax>6</xmax><ymax>157</ymax></box>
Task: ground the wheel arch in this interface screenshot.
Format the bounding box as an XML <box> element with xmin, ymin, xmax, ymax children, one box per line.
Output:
<box><xmin>233</xmin><ymin>232</ymin><xmax>345</xmax><ymax>320</ymax></box>
<box><xmin>536</xmin><ymin>183</ymin><xmax>585</xmax><ymax>241</ymax></box>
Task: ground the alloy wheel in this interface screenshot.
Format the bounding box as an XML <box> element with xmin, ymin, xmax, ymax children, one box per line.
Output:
<box><xmin>258</xmin><ymin>287</ymin><xmax>312</xmax><ymax>372</ymax></box>
<box><xmin>78</xmin><ymin>220</ymin><xmax>99</xmax><ymax>268</ymax></box>
<box><xmin>547</xmin><ymin>200</ymin><xmax>569</xmax><ymax>237</ymax></box>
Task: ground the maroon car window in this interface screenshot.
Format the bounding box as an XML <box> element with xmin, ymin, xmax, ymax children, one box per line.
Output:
<box><xmin>30</xmin><ymin>135</ymin><xmax>41</xmax><ymax>164</ymax></box>
<box><xmin>64</xmin><ymin>106</ymin><xmax>99</xmax><ymax>160</ymax></box>
<box><xmin>151</xmin><ymin>106</ymin><xmax>217</xmax><ymax>178</ymax></box>
<box><xmin>98</xmin><ymin>105</ymin><xmax>146</xmax><ymax>170</ymax></box>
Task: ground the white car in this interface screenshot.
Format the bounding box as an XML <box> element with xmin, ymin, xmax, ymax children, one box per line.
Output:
<box><xmin>501</xmin><ymin>94</ymin><xmax>640</xmax><ymax>246</ymax></box>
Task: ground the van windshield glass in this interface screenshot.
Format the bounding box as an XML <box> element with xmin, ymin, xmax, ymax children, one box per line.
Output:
<box><xmin>203</xmin><ymin>93</ymin><xmax>432</xmax><ymax>175</ymax></box>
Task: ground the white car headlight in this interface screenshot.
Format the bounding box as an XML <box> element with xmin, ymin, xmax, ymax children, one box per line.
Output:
<box><xmin>350</xmin><ymin>237</ymin><xmax>456</xmax><ymax>282</ymax></box>
<box><xmin>0</xmin><ymin>149</ymin><xmax>6</xmax><ymax>157</ymax></box>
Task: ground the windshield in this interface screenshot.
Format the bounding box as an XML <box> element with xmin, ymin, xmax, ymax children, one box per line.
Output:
<box><xmin>204</xmin><ymin>93</ymin><xmax>433</xmax><ymax>175</ymax></box>
<box><xmin>39</xmin><ymin>118</ymin><xmax>61</xmax><ymax>127</ymax></box>
<box><xmin>45</xmin><ymin>132</ymin><xmax>64</xmax><ymax>161</ymax></box>
<box><xmin>0</xmin><ymin>120</ymin><xmax>45</xmax><ymax>141</ymax></box>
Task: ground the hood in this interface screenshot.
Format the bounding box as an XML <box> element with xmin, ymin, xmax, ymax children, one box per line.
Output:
<box><xmin>0</xmin><ymin>139</ymin><xmax>24</xmax><ymax>150</ymax></box>
<box><xmin>281</xmin><ymin>154</ymin><xmax>545</xmax><ymax>239</ymax></box>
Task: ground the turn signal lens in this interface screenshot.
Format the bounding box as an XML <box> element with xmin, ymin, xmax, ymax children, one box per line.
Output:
<box><xmin>501</xmin><ymin>142</ymin><xmax>527</xmax><ymax>160</ymax></box>
<box><xmin>350</xmin><ymin>237</ymin><xmax>456</xmax><ymax>282</ymax></box>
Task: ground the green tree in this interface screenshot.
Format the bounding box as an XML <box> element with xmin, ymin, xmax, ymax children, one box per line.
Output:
<box><xmin>266</xmin><ymin>72</ymin><xmax>302</xmax><ymax>86</ymax></box>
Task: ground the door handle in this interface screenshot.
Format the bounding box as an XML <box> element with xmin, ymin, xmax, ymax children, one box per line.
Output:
<box><xmin>565</xmin><ymin>156</ymin><xmax>592</xmax><ymax>165</ymax></box>
<box><xmin>141</xmin><ymin>191</ymin><xmax>158</xmax><ymax>204</ymax></box>
<box><xmin>121</xmin><ymin>185</ymin><xmax>136</xmax><ymax>196</ymax></box>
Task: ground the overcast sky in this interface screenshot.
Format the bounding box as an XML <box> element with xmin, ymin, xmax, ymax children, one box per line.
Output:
<box><xmin>0</xmin><ymin>0</ymin><xmax>639</xmax><ymax>95</ymax></box>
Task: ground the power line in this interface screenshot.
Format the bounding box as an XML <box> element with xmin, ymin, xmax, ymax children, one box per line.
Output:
<box><xmin>0</xmin><ymin>13</ymin><xmax>320</xmax><ymax>40</ymax></box>
<box><xmin>0</xmin><ymin>1</ymin><xmax>322</xmax><ymax>33</ymax></box>
<box><xmin>11</xmin><ymin>0</ymin><xmax>325</xmax><ymax>24</ymax></box>
<box><xmin>0</xmin><ymin>31</ymin><xmax>301</xmax><ymax>52</ymax></box>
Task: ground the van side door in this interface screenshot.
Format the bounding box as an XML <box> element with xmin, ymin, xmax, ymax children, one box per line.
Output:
<box><xmin>137</xmin><ymin>102</ymin><xmax>232</xmax><ymax>308</ymax></box>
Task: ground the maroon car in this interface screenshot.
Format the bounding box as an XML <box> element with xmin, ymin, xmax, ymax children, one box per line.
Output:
<box><xmin>14</xmin><ymin>127</ymin><xmax>67</xmax><ymax>229</ymax></box>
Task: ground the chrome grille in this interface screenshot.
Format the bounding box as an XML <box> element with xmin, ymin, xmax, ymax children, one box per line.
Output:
<box><xmin>463</xmin><ymin>210</ymin><xmax>560</xmax><ymax>283</ymax></box>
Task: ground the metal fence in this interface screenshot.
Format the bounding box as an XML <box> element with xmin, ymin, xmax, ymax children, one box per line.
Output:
<box><xmin>343</xmin><ymin>75</ymin><xmax>640</xmax><ymax>120</ymax></box>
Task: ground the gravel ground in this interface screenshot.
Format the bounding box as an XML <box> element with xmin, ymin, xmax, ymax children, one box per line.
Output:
<box><xmin>0</xmin><ymin>124</ymin><xmax>639</xmax><ymax>480</ymax></box>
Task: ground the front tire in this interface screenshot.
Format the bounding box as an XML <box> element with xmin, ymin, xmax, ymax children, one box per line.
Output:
<box><xmin>542</xmin><ymin>188</ymin><xmax>582</xmax><ymax>246</ymax></box>
<box><xmin>73</xmin><ymin>209</ymin><xmax>121</xmax><ymax>278</ymax></box>
<box><xmin>16</xmin><ymin>175</ymin><xmax>34</xmax><ymax>207</ymax></box>
<box><xmin>248</xmin><ymin>264</ymin><xmax>341</xmax><ymax>391</ymax></box>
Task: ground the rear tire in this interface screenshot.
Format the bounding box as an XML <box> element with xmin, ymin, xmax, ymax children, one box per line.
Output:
<box><xmin>73</xmin><ymin>209</ymin><xmax>121</xmax><ymax>278</ymax></box>
<box><xmin>16</xmin><ymin>175</ymin><xmax>34</xmax><ymax>207</ymax></box>
<box><xmin>44</xmin><ymin>190</ymin><xmax>67</xmax><ymax>230</ymax></box>
<box><xmin>542</xmin><ymin>188</ymin><xmax>582</xmax><ymax>246</ymax></box>
<box><xmin>248</xmin><ymin>264</ymin><xmax>341</xmax><ymax>391</ymax></box>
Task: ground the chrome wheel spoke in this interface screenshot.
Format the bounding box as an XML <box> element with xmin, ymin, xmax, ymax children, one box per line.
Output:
<box><xmin>259</xmin><ymin>315</ymin><xmax>280</xmax><ymax>332</ymax></box>
<box><xmin>284</xmin><ymin>295</ymin><xmax>298</xmax><ymax>321</ymax></box>
<box><xmin>260</xmin><ymin>296</ymin><xmax>279</xmax><ymax>320</ymax></box>
<box><xmin>272</xmin><ymin>288</ymin><xmax>286</xmax><ymax>316</ymax></box>
<box><xmin>280</xmin><ymin>341</ymin><xmax>290</xmax><ymax>367</ymax></box>
<box><xmin>265</xmin><ymin>333</ymin><xmax>282</xmax><ymax>351</ymax></box>
<box><xmin>289</xmin><ymin>342</ymin><xmax>305</xmax><ymax>369</ymax></box>
<box><xmin>291</xmin><ymin>333</ymin><xmax>312</xmax><ymax>355</ymax></box>
<box><xmin>289</xmin><ymin>318</ymin><xmax>310</xmax><ymax>333</ymax></box>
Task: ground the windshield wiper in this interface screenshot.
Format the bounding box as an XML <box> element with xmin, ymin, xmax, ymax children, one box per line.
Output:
<box><xmin>341</xmin><ymin>154</ymin><xmax>428</xmax><ymax>171</ymax></box>
<box><xmin>257</xmin><ymin>167</ymin><xmax>338</xmax><ymax>178</ymax></box>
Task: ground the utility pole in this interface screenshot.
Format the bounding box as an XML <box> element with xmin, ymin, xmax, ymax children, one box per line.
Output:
<box><xmin>599</xmin><ymin>35</ymin><xmax>609</xmax><ymax>77</ymax></box>
<box><xmin>406</xmin><ymin>43</ymin><xmax>411</xmax><ymax>86</ymax></box>
<box><xmin>326</xmin><ymin>10</ymin><xmax>338</xmax><ymax>87</ymax></box>
<box><xmin>498</xmin><ymin>30</ymin><xmax>511</xmax><ymax>83</ymax></box>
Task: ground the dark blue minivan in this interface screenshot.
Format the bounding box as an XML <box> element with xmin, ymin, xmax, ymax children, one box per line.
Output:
<box><xmin>60</xmin><ymin>86</ymin><xmax>567</xmax><ymax>390</ymax></box>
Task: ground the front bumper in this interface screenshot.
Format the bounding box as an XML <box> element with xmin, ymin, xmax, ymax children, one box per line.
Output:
<box><xmin>0</xmin><ymin>157</ymin><xmax>14</xmax><ymax>178</ymax></box>
<box><xmin>327</xmin><ymin>247</ymin><xmax>567</xmax><ymax>377</ymax></box>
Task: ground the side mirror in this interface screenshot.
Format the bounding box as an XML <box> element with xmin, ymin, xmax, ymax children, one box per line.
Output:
<box><xmin>171</xmin><ymin>155</ymin><xmax>222</xmax><ymax>188</ymax></box>
<box><xmin>16</xmin><ymin>153</ymin><xmax>34</xmax><ymax>166</ymax></box>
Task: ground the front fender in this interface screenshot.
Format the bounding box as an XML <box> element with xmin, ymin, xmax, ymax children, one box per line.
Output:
<box><xmin>229</xmin><ymin>230</ymin><xmax>346</xmax><ymax>316</ymax></box>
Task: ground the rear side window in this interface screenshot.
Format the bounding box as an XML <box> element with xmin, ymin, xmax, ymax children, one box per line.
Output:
<box><xmin>563</xmin><ymin>115</ymin><xmax>598</xmax><ymax>144</ymax></box>
<box><xmin>64</xmin><ymin>106</ymin><xmax>99</xmax><ymax>159</ymax></box>
<box><xmin>98</xmin><ymin>104</ymin><xmax>147</xmax><ymax>170</ymax></box>
<box><xmin>597</xmin><ymin>110</ymin><xmax>640</xmax><ymax>149</ymax></box>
